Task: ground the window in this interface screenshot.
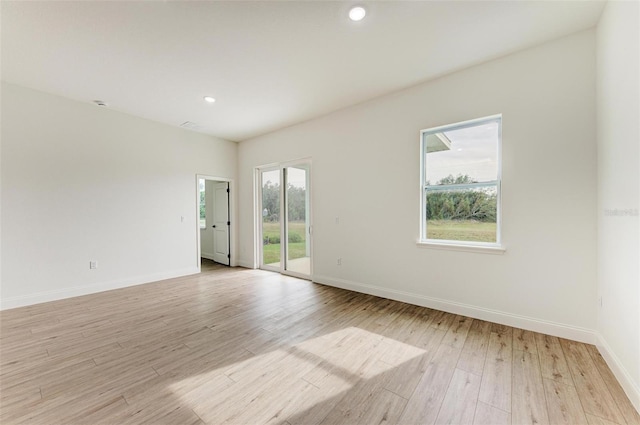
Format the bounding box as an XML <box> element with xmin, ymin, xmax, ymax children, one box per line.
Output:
<box><xmin>420</xmin><ymin>115</ymin><xmax>501</xmax><ymax>248</ymax></box>
<box><xmin>199</xmin><ymin>178</ymin><xmax>206</xmax><ymax>229</ymax></box>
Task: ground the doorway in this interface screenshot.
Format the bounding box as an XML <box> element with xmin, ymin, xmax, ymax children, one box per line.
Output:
<box><xmin>258</xmin><ymin>160</ymin><xmax>312</xmax><ymax>279</ymax></box>
<box><xmin>198</xmin><ymin>176</ymin><xmax>231</xmax><ymax>267</ymax></box>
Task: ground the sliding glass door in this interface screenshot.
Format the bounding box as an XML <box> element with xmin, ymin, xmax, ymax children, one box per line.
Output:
<box><xmin>259</xmin><ymin>161</ymin><xmax>311</xmax><ymax>278</ymax></box>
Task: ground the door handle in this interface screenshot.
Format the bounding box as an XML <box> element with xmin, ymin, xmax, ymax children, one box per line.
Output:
<box><xmin>212</xmin><ymin>225</ymin><xmax>216</xmax><ymax>228</ymax></box>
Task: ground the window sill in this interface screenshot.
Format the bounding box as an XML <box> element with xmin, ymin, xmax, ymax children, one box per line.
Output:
<box><xmin>416</xmin><ymin>240</ymin><xmax>506</xmax><ymax>254</ymax></box>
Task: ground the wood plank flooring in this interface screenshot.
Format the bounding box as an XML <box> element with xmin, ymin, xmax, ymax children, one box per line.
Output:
<box><xmin>1</xmin><ymin>260</ymin><xmax>638</xmax><ymax>424</ymax></box>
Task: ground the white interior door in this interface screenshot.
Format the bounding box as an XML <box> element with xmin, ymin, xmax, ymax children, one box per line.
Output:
<box><xmin>213</xmin><ymin>182</ymin><xmax>230</xmax><ymax>265</ymax></box>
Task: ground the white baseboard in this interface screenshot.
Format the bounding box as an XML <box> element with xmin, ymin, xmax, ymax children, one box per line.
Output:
<box><xmin>0</xmin><ymin>267</ymin><xmax>200</xmax><ymax>311</ymax></box>
<box><xmin>313</xmin><ymin>274</ymin><xmax>595</xmax><ymax>344</ymax></box>
<box><xmin>236</xmin><ymin>260</ymin><xmax>256</xmax><ymax>269</ymax></box>
<box><xmin>201</xmin><ymin>253</ymin><xmax>215</xmax><ymax>261</ymax></box>
<box><xmin>596</xmin><ymin>333</ymin><xmax>640</xmax><ymax>413</ymax></box>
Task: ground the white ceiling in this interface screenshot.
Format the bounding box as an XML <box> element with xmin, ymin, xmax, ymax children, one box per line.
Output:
<box><xmin>1</xmin><ymin>1</ymin><xmax>605</xmax><ymax>142</ymax></box>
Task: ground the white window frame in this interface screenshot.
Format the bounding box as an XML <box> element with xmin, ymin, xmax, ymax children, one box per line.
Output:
<box><xmin>418</xmin><ymin>115</ymin><xmax>505</xmax><ymax>254</ymax></box>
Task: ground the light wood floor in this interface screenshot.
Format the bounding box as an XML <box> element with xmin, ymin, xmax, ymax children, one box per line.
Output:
<box><xmin>1</xmin><ymin>260</ymin><xmax>638</xmax><ymax>425</ymax></box>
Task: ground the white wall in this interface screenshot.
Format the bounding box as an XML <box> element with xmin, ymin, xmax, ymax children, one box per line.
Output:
<box><xmin>1</xmin><ymin>82</ymin><xmax>237</xmax><ymax>309</ymax></box>
<box><xmin>238</xmin><ymin>30</ymin><xmax>598</xmax><ymax>341</ymax></box>
<box><xmin>596</xmin><ymin>0</ymin><xmax>640</xmax><ymax>410</ymax></box>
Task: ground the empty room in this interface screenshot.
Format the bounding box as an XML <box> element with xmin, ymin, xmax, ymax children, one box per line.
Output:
<box><xmin>1</xmin><ymin>1</ymin><xmax>638</xmax><ymax>424</ymax></box>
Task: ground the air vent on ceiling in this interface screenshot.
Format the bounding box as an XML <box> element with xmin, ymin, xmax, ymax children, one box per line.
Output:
<box><xmin>179</xmin><ymin>121</ymin><xmax>201</xmax><ymax>131</ymax></box>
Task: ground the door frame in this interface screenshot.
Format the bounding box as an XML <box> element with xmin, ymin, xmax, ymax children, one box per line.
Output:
<box><xmin>196</xmin><ymin>174</ymin><xmax>235</xmax><ymax>270</ymax></box>
<box><xmin>255</xmin><ymin>158</ymin><xmax>312</xmax><ymax>279</ymax></box>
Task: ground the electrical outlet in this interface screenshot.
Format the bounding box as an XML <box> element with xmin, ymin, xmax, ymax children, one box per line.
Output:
<box><xmin>89</xmin><ymin>261</ymin><xmax>98</xmax><ymax>270</ymax></box>
<box><xmin>337</xmin><ymin>258</ymin><xmax>342</xmax><ymax>266</ymax></box>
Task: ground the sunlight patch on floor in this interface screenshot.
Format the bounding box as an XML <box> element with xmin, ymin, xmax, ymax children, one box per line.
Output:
<box><xmin>168</xmin><ymin>326</ymin><xmax>426</xmax><ymax>423</ymax></box>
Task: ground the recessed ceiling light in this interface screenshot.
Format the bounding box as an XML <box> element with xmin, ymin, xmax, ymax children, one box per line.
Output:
<box><xmin>349</xmin><ymin>6</ymin><xmax>366</xmax><ymax>21</ymax></box>
<box><xmin>203</xmin><ymin>96</ymin><xmax>216</xmax><ymax>103</ymax></box>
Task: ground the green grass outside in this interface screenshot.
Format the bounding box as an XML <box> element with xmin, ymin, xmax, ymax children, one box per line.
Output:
<box><xmin>262</xmin><ymin>221</ymin><xmax>307</xmax><ymax>265</ymax></box>
<box><xmin>261</xmin><ymin>221</ymin><xmax>283</xmax><ymax>242</ymax></box>
<box><xmin>263</xmin><ymin>242</ymin><xmax>307</xmax><ymax>265</ymax></box>
<box><xmin>426</xmin><ymin>220</ymin><xmax>496</xmax><ymax>243</ymax></box>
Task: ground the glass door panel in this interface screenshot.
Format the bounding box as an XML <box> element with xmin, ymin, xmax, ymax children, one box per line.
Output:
<box><xmin>260</xmin><ymin>169</ymin><xmax>281</xmax><ymax>269</ymax></box>
<box><xmin>284</xmin><ymin>166</ymin><xmax>310</xmax><ymax>277</ymax></box>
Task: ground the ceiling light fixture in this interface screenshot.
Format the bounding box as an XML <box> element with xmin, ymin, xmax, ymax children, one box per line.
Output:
<box><xmin>203</xmin><ymin>96</ymin><xmax>216</xmax><ymax>103</ymax></box>
<box><xmin>349</xmin><ymin>6</ymin><xmax>366</xmax><ymax>21</ymax></box>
